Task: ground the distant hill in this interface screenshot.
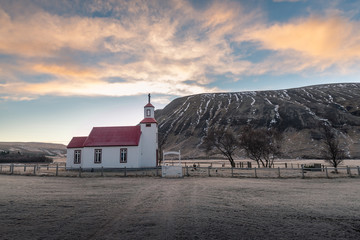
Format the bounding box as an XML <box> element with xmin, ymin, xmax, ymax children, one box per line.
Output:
<box><xmin>0</xmin><ymin>142</ymin><xmax>66</xmax><ymax>158</ymax></box>
<box><xmin>155</xmin><ymin>83</ymin><xmax>360</xmax><ymax>159</ymax></box>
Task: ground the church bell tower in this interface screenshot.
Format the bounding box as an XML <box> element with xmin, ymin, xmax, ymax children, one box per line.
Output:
<box><xmin>140</xmin><ymin>94</ymin><xmax>158</xmax><ymax>166</ymax></box>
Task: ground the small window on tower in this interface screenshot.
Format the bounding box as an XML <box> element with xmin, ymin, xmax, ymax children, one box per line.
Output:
<box><xmin>146</xmin><ymin>109</ymin><xmax>151</xmax><ymax>116</ymax></box>
<box><xmin>146</xmin><ymin>123</ymin><xmax>151</xmax><ymax>127</ymax></box>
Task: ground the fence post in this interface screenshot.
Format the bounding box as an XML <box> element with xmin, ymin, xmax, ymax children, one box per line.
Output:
<box><xmin>101</xmin><ymin>166</ymin><xmax>104</xmax><ymax>177</ymax></box>
<box><xmin>79</xmin><ymin>167</ymin><xmax>82</xmax><ymax>177</ymax></box>
<box><xmin>357</xmin><ymin>166</ymin><xmax>360</xmax><ymax>176</ymax></box>
<box><xmin>325</xmin><ymin>167</ymin><xmax>329</xmax><ymax>178</ymax></box>
<box><xmin>278</xmin><ymin>167</ymin><xmax>281</xmax><ymax>178</ymax></box>
<box><xmin>10</xmin><ymin>164</ymin><xmax>14</xmax><ymax>174</ymax></box>
<box><xmin>346</xmin><ymin>166</ymin><xmax>350</xmax><ymax>175</ymax></box>
<box><xmin>156</xmin><ymin>167</ymin><xmax>159</xmax><ymax>177</ymax></box>
<box><xmin>348</xmin><ymin>166</ymin><xmax>352</xmax><ymax>177</ymax></box>
<box><xmin>0</xmin><ymin>165</ymin><xmax>2</xmax><ymax>172</ymax></box>
<box><xmin>124</xmin><ymin>167</ymin><xmax>127</xmax><ymax>177</ymax></box>
<box><xmin>301</xmin><ymin>165</ymin><xmax>305</xmax><ymax>179</ymax></box>
<box><xmin>186</xmin><ymin>166</ymin><xmax>189</xmax><ymax>176</ymax></box>
<box><xmin>33</xmin><ymin>165</ymin><xmax>36</xmax><ymax>175</ymax></box>
<box><xmin>208</xmin><ymin>166</ymin><xmax>211</xmax><ymax>177</ymax></box>
<box><xmin>285</xmin><ymin>163</ymin><xmax>287</xmax><ymax>168</ymax></box>
<box><xmin>254</xmin><ymin>167</ymin><xmax>257</xmax><ymax>178</ymax></box>
<box><xmin>291</xmin><ymin>163</ymin><xmax>293</xmax><ymax>169</ymax></box>
<box><xmin>47</xmin><ymin>165</ymin><xmax>49</xmax><ymax>170</ymax></box>
<box><xmin>56</xmin><ymin>164</ymin><xmax>59</xmax><ymax>176</ymax></box>
<box><xmin>231</xmin><ymin>167</ymin><xmax>233</xmax><ymax>177</ymax></box>
<box><xmin>24</xmin><ymin>165</ymin><xmax>26</xmax><ymax>172</ymax></box>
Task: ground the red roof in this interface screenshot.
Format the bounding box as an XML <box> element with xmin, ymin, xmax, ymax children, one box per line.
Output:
<box><xmin>67</xmin><ymin>126</ymin><xmax>141</xmax><ymax>148</ymax></box>
<box><xmin>83</xmin><ymin>126</ymin><xmax>141</xmax><ymax>147</ymax></box>
<box><xmin>140</xmin><ymin>118</ymin><xmax>157</xmax><ymax>124</ymax></box>
<box><xmin>144</xmin><ymin>103</ymin><xmax>154</xmax><ymax>108</ymax></box>
<box><xmin>67</xmin><ymin>136</ymin><xmax>87</xmax><ymax>148</ymax></box>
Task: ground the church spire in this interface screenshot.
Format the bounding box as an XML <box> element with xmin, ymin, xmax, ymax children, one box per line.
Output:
<box><xmin>141</xmin><ymin>94</ymin><xmax>157</xmax><ymax>124</ymax></box>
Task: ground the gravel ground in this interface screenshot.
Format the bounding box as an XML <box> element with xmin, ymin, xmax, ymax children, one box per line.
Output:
<box><xmin>1</xmin><ymin>175</ymin><xmax>360</xmax><ymax>240</ymax></box>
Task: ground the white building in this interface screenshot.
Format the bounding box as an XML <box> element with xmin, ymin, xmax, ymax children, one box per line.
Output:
<box><xmin>66</xmin><ymin>95</ymin><xmax>158</xmax><ymax>169</ymax></box>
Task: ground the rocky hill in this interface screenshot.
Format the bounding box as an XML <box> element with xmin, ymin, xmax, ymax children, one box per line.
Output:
<box><xmin>155</xmin><ymin>83</ymin><xmax>360</xmax><ymax>159</ymax></box>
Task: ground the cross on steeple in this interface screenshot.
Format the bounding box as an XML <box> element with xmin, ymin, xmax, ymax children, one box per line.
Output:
<box><xmin>148</xmin><ymin>93</ymin><xmax>151</xmax><ymax>103</ymax></box>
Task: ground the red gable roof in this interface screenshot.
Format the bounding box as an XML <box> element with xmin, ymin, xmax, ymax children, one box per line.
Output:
<box><xmin>140</xmin><ymin>118</ymin><xmax>157</xmax><ymax>124</ymax></box>
<box><xmin>83</xmin><ymin>126</ymin><xmax>141</xmax><ymax>147</ymax></box>
<box><xmin>67</xmin><ymin>136</ymin><xmax>88</xmax><ymax>148</ymax></box>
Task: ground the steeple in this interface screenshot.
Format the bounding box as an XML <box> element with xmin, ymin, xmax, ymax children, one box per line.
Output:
<box><xmin>141</xmin><ymin>93</ymin><xmax>157</xmax><ymax>124</ymax></box>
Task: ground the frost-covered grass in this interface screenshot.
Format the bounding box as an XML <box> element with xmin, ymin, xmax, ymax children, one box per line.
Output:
<box><xmin>1</xmin><ymin>176</ymin><xmax>359</xmax><ymax>239</ymax></box>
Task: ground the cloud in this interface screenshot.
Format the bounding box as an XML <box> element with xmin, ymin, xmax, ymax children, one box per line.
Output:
<box><xmin>0</xmin><ymin>0</ymin><xmax>258</xmax><ymax>100</ymax></box>
<box><xmin>242</xmin><ymin>14</ymin><xmax>360</xmax><ymax>73</ymax></box>
<box><xmin>0</xmin><ymin>7</ymin><xmax>135</xmax><ymax>57</ymax></box>
<box><xmin>273</xmin><ymin>0</ymin><xmax>304</xmax><ymax>2</ymax></box>
<box><xmin>1</xmin><ymin>0</ymin><xmax>359</xmax><ymax>101</ymax></box>
<box><xmin>31</xmin><ymin>64</ymin><xmax>98</xmax><ymax>79</ymax></box>
<box><xmin>1</xmin><ymin>78</ymin><xmax>218</xmax><ymax>98</ymax></box>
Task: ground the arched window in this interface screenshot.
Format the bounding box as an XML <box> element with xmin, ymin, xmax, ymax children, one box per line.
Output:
<box><xmin>146</xmin><ymin>109</ymin><xmax>151</xmax><ymax>116</ymax></box>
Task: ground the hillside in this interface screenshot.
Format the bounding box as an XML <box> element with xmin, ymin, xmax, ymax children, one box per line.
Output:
<box><xmin>0</xmin><ymin>142</ymin><xmax>66</xmax><ymax>158</ymax></box>
<box><xmin>155</xmin><ymin>83</ymin><xmax>360</xmax><ymax>159</ymax></box>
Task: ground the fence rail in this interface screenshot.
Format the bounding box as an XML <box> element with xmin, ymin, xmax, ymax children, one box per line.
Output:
<box><xmin>0</xmin><ymin>163</ymin><xmax>359</xmax><ymax>179</ymax></box>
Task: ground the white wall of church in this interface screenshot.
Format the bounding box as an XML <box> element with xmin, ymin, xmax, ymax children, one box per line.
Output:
<box><xmin>140</xmin><ymin>123</ymin><xmax>158</xmax><ymax>167</ymax></box>
<box><xmin>66</xmin><ymin>146</ymin><xmax>141</xmax><ymax>169</ymax></box>
<box><xmin>66</xmin><ymin>148</ymin><xmax>78</xmax><ymax>169</ymax></box>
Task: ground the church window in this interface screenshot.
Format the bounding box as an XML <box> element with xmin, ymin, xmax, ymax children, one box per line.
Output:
<box><xmin>74</xmin><ymin>150</ymin><xmax>81</xmax><ymax>164</ymax></box>
<box><xmin>94</xmin><ymin>149</ymin><xmax>102</xmax><ymax>163</ymax></box>
<box><xmin>120</xmin><ymin>148</ymin><xmax>127</xmax><ymax>163</ymax></box>
<box><xmin>146</xmin><ymin>109</ymin><xmax>151</xmax><ymax>116</ymax></box>
<box><xmin>146</xmin><ymin>123</ymin><xmax>151</xmax><ymax>127</ymax></box>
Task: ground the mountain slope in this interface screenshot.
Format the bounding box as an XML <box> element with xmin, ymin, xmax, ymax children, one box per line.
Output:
<box><xmin>0</xmin><ymin>142</ymin><xmax>66</xmax><ymax>158</ymax></box>
<box><xmin>155</xmin><ymin>83</ymin><xmax>360</xmax><ymax>159</ymax></box>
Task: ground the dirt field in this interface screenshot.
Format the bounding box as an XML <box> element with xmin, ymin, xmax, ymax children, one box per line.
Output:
<box><xmin>1</xmin><ymin>175</ymin><xmax>360</xmax><ymax>240</ymax></box>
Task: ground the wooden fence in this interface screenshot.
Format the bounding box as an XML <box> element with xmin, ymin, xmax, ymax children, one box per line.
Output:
<box><xmin>0</xmin><ymin>163</ymin><xmax>359</xmax><ymax>178</ymax></box>
<box><xmin>183</xmin><ymin>165</ymin><xmax>360</xmax><ymax>178</ymax></box>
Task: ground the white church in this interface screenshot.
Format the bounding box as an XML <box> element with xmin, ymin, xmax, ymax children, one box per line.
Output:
<box><xmin>66</xmin><ymin>94</ymin><xmax>158</xmax><ymax>169</ymax></box>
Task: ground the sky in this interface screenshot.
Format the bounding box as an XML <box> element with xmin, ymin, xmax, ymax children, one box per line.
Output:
<box><xmin>1</xmin><ymin>0</ymin><xmax>360</xmax><ymax>144</ymax></box>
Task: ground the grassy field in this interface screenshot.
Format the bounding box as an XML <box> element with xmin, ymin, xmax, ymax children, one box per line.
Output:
<box><xmin>1</xmin><ymin>175</ymin><xmax>360</xmax><ymax>239</ymax></box>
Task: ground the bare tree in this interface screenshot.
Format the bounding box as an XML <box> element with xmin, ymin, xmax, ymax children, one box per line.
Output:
<box><xmin>239</xmin><ymin>126</ymin><xmax>282</xmax><ymax>168</ymax></box>
<box><xmin>320</xmin><ymin>124</ymin><xmax>346</xmax><ymax>172</ymax></box>
<box><xmin>203</xmin><ymin>128</ymin><xmax>238</xmax><ymax>167</ymax></box>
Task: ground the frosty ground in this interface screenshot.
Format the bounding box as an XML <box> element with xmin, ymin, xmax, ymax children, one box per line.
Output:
<box><xmin>1</xmin><ymin>175</ymin><xmax>359</xmax><ymax>240</ymax></box>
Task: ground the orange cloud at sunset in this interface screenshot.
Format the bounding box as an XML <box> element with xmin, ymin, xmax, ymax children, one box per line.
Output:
<box><xmin>245</xmin><ymin>15</ymin><xmax>360</xmax><ymax>65</ymax></box>
<box><xmin>32</xmin><ymin>64</ymin><xmax>97</xmax><ymax>79</ymax></box>
<box><xmin>0</xmin><ymin>7</ymin><xmax>134</xmax><ymax>57</ymax></box>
